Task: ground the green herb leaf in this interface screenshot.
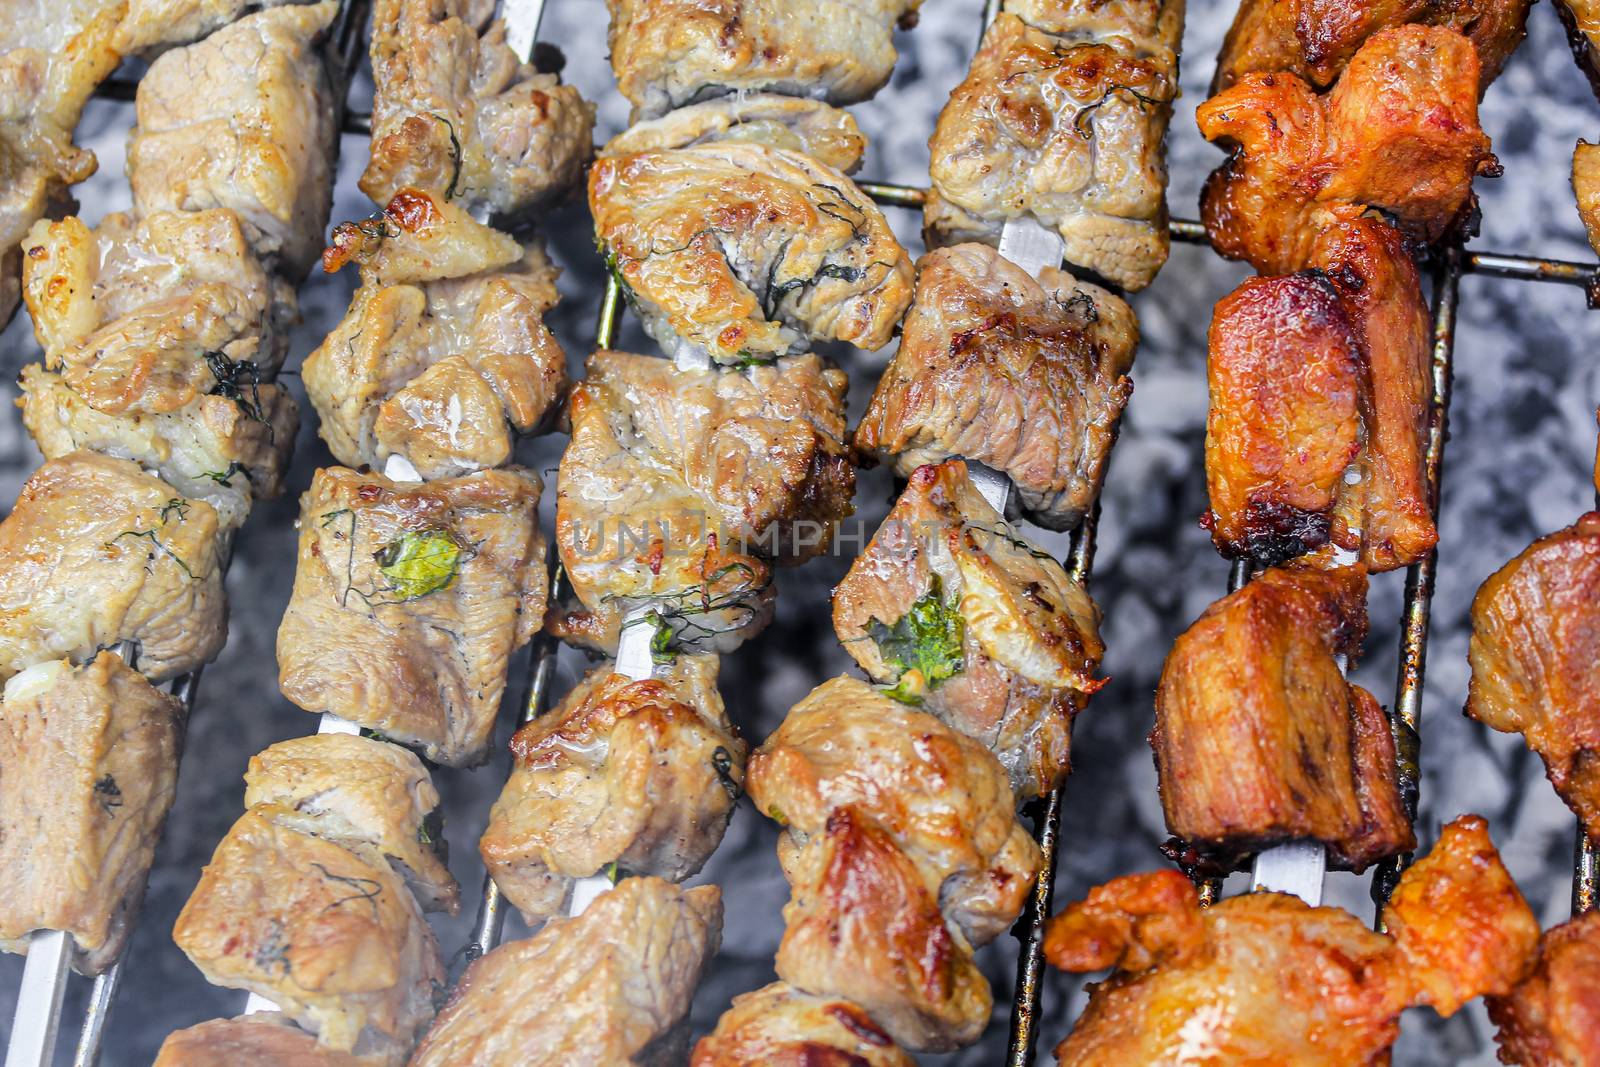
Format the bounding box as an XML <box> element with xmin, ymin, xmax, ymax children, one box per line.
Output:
<box><xmin>604</xmin><ymin>861</ymin><xmax>623</xmax><ymax>884</ymax></box>
<box><xmin>867</xmin><ymin>575</ymin><xmax>965</xmax><ymax>705</ymax></box>
<box><xmin>375</xmin><ymin>531</ymin><xmax>462</xmax><ymax>600</ymax></box>
<box><xmin>648</xmin><ymin>611</ymin><xmax>674</xmax><ymax>664</ymax></box>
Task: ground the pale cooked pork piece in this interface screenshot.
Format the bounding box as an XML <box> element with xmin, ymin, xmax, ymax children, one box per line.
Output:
<box><xmin>305</xmin><ymin>189</ymin><xmax>567</xmax><ymax>480</ymax></box>
<box><xmin>173</xmin><ymin>806</ymin><xmax>445</xmax><ymax>1058</ymax></box>
<box><xmin>116</xmin><ymin>0</ymin><xmax>319</xmax><ymax>53</ymax></box>
<box><xmin>410</xmin><ymin>878</ymin><xmax>722</xmax><ymax>1067</ymax></box>
<box><xmin>855</xmin><ymin>244</ymin><xmax>1137</xmax><ymax>532</ymax></box>
<box><xmin>599</xmin><ymin>95</ymin><xmax>867</xmax><ymax>174</ymax></box>
<box><xmin>606</xmin><ymin>0</ymin><xmax>922</xmax><ymax>120</ymax></box>
<box><xmin>155</xmin><ymin>1014</ymin><xmax>384</xmax><ymax>1067</ymax></box>
<box><xmin>1575</xmin><ymin>140</ymin><xmax>1600</xmax><ymax>256</ymax></box>
<box><xmin>22</xmin><ymin>209</ymin><xmax>291</xmax><ymax>413</ymax></box>
<box><xmin>0</xmin><ymin>452</ymin><xmax>225</xmax><ymax>682</ymax></box>
<box><xmin>548</xmin><ymin>349</ymin><xmax>851</xmax><ymax>655</ymax></box>
<box><xmin>1199</xmin><ymin>25</ymin><xmax>1495</xmax><ymax>275</ymax></box>
<box><xmin>1489</xmin><ymin>910</ymin><xmax>1600</xmax><ymax>1066</ymax></box>
<box><xmin>748</xmin><ymin>675</ymin><xmax>1041</xmax><ymax>1051</ymax></box>
<box><xmin>1558</xmin><ymin>0</ymin><xmax>1600</xmax><ymax>100</ymax></box>
<box><xmin>1465</xmin><ymin>513</ymin><xmax>1600</xmax><ymax>841</ymax></box>
<box><xmin>276</xmin><ymin>465</ymin><xmax>547</xmax><ymax>767</ymax></box>
<box><xmin>590</xmin><ymin>142</ymin><xmax>913</xmax><ymax>366</ymax></box>
<box><xmin>243</xmin><ymin>734</ymin><xmax>460</xmax><ymax>915</ymax></box>
<box><xmin>128</xmin><ymin>3</ymin><xmax>338</xmax><ymax>280</ymax></box>
<box><xmin>1045</xmin><ymin>816</ymin><xmax>1539</xmax><ymax>1065</ymax></box>
<box><xmin>1213</xmin><ymin>0</ymin><xmax>1531</xmax><ymax>94</ymax></box>
<box><xmin>692</xmin><ymin>982</ymin><xmax>913</xmax><ymax>1066</ymax></box>
<box><xmin>362</xmin><ymin>0</ymin><xmax>595</xmax><ymax>217</ymax></box>
<box><xmin>1152</xmin><ymin>563</ymin><xmax>1414</xmax><ymax>876</ymax></box>
<box><xmin>832</xmin><ymin>460</ymin><xmax>1104</xmax><ymax>799</ymax></box>
<box><xmin>480</xmin><ymin>654</ymin><xmax>743</xmax><ymax>926</ymax></box>
<box><xmin>924</xmin><ymin>2</ymin><xmax>1181</xmax><ymax>291</ymax></box>
<box><xmin>19</xmin><ymin>363</ymin><xmax>298</xmax><ymax>534</ymax></box>
<box><xmin>0</xmin><ymin>653</ymin><xmax>181</xmax><ymax>975</ymax></box>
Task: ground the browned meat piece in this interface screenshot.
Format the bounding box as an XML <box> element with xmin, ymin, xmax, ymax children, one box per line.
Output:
<box><xmin>856</xmin><ymin>244</ymin><xmax>1137</xmax><ymax>532</ymax></box>
<box><xmin>599</xmin><ymin>95</ymin><xmax>867</xmax><ymax>174</ymax></box>
<box><xmin>155</xmin><ymin>1014</ymin><xmax>385</xmax><ymax>1067</ymax></box>
<box><xmin>832</xmin><ymin>460</ymin><xmax>1103</xmax><ymax>799</ymax></box>
<box><xmin>691</xmin><ymin>982</ymin><xmax>913</xmax><ymax>1066</ymax></box>
<box><xmin>748</xmin><ymin>675</ymin><xmax>1041</xmax><ymax>1051</ymax></box>
<box><xmin>1556</xmin><ymin>0</ymin><xmax>1600</xmax><ymax>101</ymax></box>
<box><xmin>1045</xmin><ymin>816</ymin><xmax>1538</xmax><ymax>1065</ymax></box>
<box><xmin>276</xmin><ymin>465</ymin><xmax>547</xmax><ymax>767</ymax></box>
<box><xmin>128</xmin><ymin>4</ymin><xmax>338</xmax><ymax>280</ymax></box>
<box><xmin>591</xmin><ymin>142</ymin><xmax>912</xmax><ymax>365</ymax></box>
<box><xmin>0</xmin><ymin>653</ymin><xmax>181</xmax><ymax>974</ymax></box>
<box><xmin>362</xmin><ymin>0</ymin><xmax>595</xmax><ymax>217</ymax></box>
<box><xmin>1199</xmin><ymin>25</ymin><xmax>1495</xmax><ymax>275</ymax></box>
<box><xmin>243</xmin><ymin>734</ymin><xmax>459</xmax><ymax>914</ymax></box>
<box><xmin>1576</xmin><ymin>140</ymin><xmax>1600</xmax><ymax>256</ymax></box>
<box><xmin>0</xmin><ymin>452</ymin><xmax>225</xmax><ymax>682</ymax></box>
<box><xmin>606</xmin><ymin>0</ymin><xmax>921</xmax><ymax>120</ymax></box>
<box><xmin>1204</xmin><ymin>219</ymin><xmax>1434</xmax><ymax>571</ymax></box>
<box><xmin>410</xmin><ymin>878</ymin><xmax>722</xmax><ymax>1067</ymax></box>
<box><xmin>924</xmin><ymin>2</ymin><xmax>1182</xmax><ymax>291</ymax></box>
<box><xmin>173</xmin><ymin>806</ymin><xmax>445</xmax><ymax>1057</ymax></box>
<box><xmin>1152</xmin><ymin>563</ymin><xmax>1414</xmax><ymax>875</ymax></box>
<box><xmin>1465</xmin><ymin>513</ymin><xmax>1600</xmax><ymax>840</ymax></box>
<box><xmin>304</xmin><ymin>189</ymin><xmax>567</xmax><ymax>480</ymax></box>
<box><xmin>480</xmin><ymin>654</ymin><xmax>743</xmax><ymax>925</ymax></box>
<box><xmin>1214</xmin><ymin>0</ymin><xmax>1530</xmax><ymax>94</ymax></box>
<box><xmin>1489</xmin><ymin>910</ymin><xmax>1600</xmax><ymax>1066</ymax></box>
<box><xmin>548</xmin><ymin>349</ymin><xmax>851</xmax><ymax>655</ymax></box>
<box><xmin>115</xmin><ymin>0</ymin><xmax>321</xmax><ymax>53</ymax></box>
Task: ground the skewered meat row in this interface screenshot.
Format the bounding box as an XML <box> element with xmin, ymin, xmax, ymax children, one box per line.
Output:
<box><xmin>1489</xmin><ymin>909</ymin><xmax>1600</xmax><ymax>1066</ymax></box>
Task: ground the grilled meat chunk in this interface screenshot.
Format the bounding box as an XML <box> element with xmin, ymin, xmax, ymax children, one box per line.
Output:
<box><xmin>605</xmin><ymin>0</ymin><xmax>921</xmax><ymax>120</ymax></box>
<box><xmin>305</xmin><ymin>190</ymin><xmax>567</xmax><ymax>480</ymax></box>
<box><xmin>600</xmin><ymin>95</ymin><xmax>867</xmax><ymax>174</ymax></box>
<box><xmin>0</xmin><ymin>452</ymin><xmax>225</xmax><ymax>682</ymax></box>
<box><xmin>1576</xmin><ymin>140</ymin><xmax>1600</xmax><ymax>257</ymax></box>
<box><xmin>924</xmin><ymin>2</ymin><xmax>1181</xmax><ymax>291</ymax></box>
<box><xmin>1214</xmin><ymin>0</ymin><xmax>1530</xmax><ymax>94</ymax></box>
<box><xmin>1199</xmin><ymin>25</ymin><xmax>1495</xmax><ymax>275</ymax></box>
<box><xmin>1556</xmin><ymin>0</ymin><xmax>1600</xmax><ymax>101</ymax></box>
<box><xmin>748</xmin><ymin>675</ymin><xmax>1041</xmax><ymax>1051</ymax></box>
<box><xmin>1465</xmin><ymin>513</ymin><xmax>1600</xmax><ymax>840</ymax></box>
<box><xmin>692</xmin><ymin>982</ymin><xmax>913</xmax><ymax>1066</ymax></box>
<box><xmin>276</xmin><ymin>465</ymin><xmax>547</xmax><ymax>767</ymax></box>
<box><xmin>243</xmin><ymin>734</ymin><xmax>459</xmax><ymax>914</ymax></box>
<box><xmin>155</xmin><ymin>1014</ymin><xmax>385</xmax><ymax>1067</ymax></box>
<box><xmin>115</xmin><ymin>0</ymin><xmax>319</xmax><ymax>53</ymax></box>
<box><xmin>590</xmin><ymin>142</ymin><xmax>912</xmax><ymax>366</ymax></box>
<box><xmin>1152</xmin><ymin>563</ymin><xmax>1414</xmax><ymax>875</ymax></box>
<box><xmin>410</xmin><ymin>878</ymin><xmax>722</xmax><ymax>1067</ymax></box>
<box><xmin>1489</xmin><ymin>910</ymin><xmax>1600</xmax><ymax>1066</ymax></box>
<box><xmin>856</xmin><ymin>244</ymin><xmax>1137</xmax><ymax>532</ymax></box>
<box><xmin>128</xmin><ymin>3</ymin><xmax>338</xmax><ymax>280</ymax></box>
<box><xmin>173</xmin><ymin>806</ymin><xmax>445</xmax><ymax>1058</ymax></box>
<box><xmin>0</xmin><ymin>653</ymin><xmax>181</xmax><ymax>974</ymax></box>
<box><xmin>1045</xmin><ymin>816</ymin><xmax>1538</xmax><ymax>1065</ymax></box>
<box><xmin>832</xmin><ymin>460</ymin><xmax>1103</xmax><ymax>799</ymax></box>
<box><xmin>362</xmin><ymin>0</ymin><xmax>594</xmax><ymax>217</ymax></box>
<box><xmin>548</xmin><ymin>349</ymin><xmax>851</xmax><ymax>655</ymax></box>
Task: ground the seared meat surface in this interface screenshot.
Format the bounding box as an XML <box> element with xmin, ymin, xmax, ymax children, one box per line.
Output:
<box><xmin>1489</xmin><ymin>910</ymin><xmax>1600</xmax><ymax>1066</ymax></box>
<box><xmin>155</xmin><ymin>1014</ymin><xmax>383</xmax><ymax>1067</ymax></box>
<box><xmin>362</xmin><ymin>0</ymin><xmax>594</xmax><ymax>217</ymax></box>
<box><xmin>1199</xmin><ymin>25</ymin><xmax>1495</xmax><ymax>274</ymax></box>
<box><xmin>692</xmin><ymin>982</ymin><xmax>912</xmax><ymax>1066</ymax></box>
<box><xmin>856</xmin><ymin>244</ymin><xmax>1137</xmax><ymax>532</ymax></box>
<box><xmin>1576</xmin><ymin>140</ymin><xmax>1600</xmax><ymax>256</ymax></box>
<box><xmin>924</xmin><ymin>0</ymin><xmax>1182</xmax><ymax>291</ymax></box>
<box><xmin>600</xmin><ymin>95</ymin><xmax>867</xmax><ymax>174</ymax></box>
<box><xmin>548</xmin><ymin>349</ymin><xmax>851</xmax><ymax>655</ymax></box>
<box><xmin>748</xmin><ymin>675</ymin><xmax>1041</xmax><ymax>1051</ymax></box>
<box><xmin>0</xmin><ymin>653</ymin><xmax>181</xmax><ymax>974</ymax></box>
<box><xmin>605</xmin><ymin>0</ymin><xmax>921</xmax><ymax>120</ymax></box>
<box><xmin>832</xmin><ymin>460</ymin><xmax>1103</xmax><ymax>799</ymax></box>
<box><xmin>173</xmin><ymin>806</ymin><xmax>444</xmax><ymax>1058</ymax></box>
<box><xmin>116</xmin><ymin>0</ymin><xmax>318</xmax><ymax>53</ymax></box>
<box><xmin>305</xmin><ymin>190</ymin><xmax>567</xmax><ymax>480</ymax></box>
<box><xmin>243</xmin><ymin>734</ymin><xmax>460</xmax><ymax>915</ymax></box>
<box><xmin>1465</xmin><ymin>513</ymin><xmax>1600</xmax><ymax>840</ymax></box>
<box><xmin>410</xmin><ymin>878</ymin><xmax>722</xmax><ymax>1067</ymax></box>
<box><xmin>276</xmin><ymin>465</ymin><xmax>547</xmax><ymax>767</ymax></box>
<box><xmin>1214</xmin><ymin>0</ymin><xmax>1531</xmax><ymax>93</ymax></box>
<box><xmin>1555</xmin><ymin>0</ymin><xmax>1600</xmax><ymax>101</ymax></box>
<box><xmin>1152</xmin><ymin>563</ymin><xmax>1414</xmax><ymax>875</ymax></box>
<box><xmin>590</xmin><ymin>142</ymin><xmax>912</xmax><ymax>365</ymax></box>
<box><xmin>481</xmin><ymin>654</ymin><xmax>743</xmax><ymax>926</ymax></box>
<box><xmin>1045</xmin><ymin>816</ymin><xmax>1538</xmax><ymax>1065</ymax></box>
<box><xmin>128</xmin><ymin>3</ymin><xmax>338</xmax><ymax>280</ymax></box>
<box><xmin>0</xmin><ymin>452</ymin><xmax>225</xmax><ymax>682</ymax></box>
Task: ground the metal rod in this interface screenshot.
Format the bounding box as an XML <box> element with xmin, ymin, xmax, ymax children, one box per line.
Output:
<box><xmin>859</xmin><ymin>181</ymin><xmax>927</xmax><ymax>208</ymax></box>
<box><xmin>1575</xmin><ymin>831</ymin><xmax>1598</xmax><ymax>916</ymax></box>
<box><xmin>7</xmin><ymin>932</ymin><xmax>72</xmax><ymax>1067</ymax></box>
